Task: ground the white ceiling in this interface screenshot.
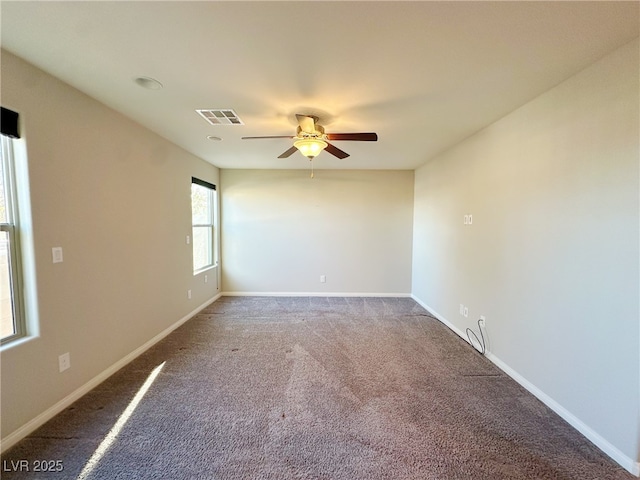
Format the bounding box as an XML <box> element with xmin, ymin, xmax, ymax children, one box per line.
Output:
<box><xmin>1</xmin><ymin>1</ymin><xmax>638</xmax><ymax>170</ymax></box>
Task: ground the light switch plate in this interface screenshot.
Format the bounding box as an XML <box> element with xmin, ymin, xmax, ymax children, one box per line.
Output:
<box><xmin>58</xmin><ymin>352</ymin><xmax>70</xmax><ymax>372</ymax></box>
<box><xmin>52</xmin><ymin>247</ymin><xmax>63</xmax><ymax>263</ymax></box>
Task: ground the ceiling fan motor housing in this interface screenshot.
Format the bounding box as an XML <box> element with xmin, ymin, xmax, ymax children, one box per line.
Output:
<box><xmin>296</xmin><ymin>124</ymin><xmax>326</xmax><ymax>139</ymax></box>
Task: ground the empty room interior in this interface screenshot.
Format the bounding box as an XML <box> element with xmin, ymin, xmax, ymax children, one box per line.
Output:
<box><xmin>0</xmin><ymin>1</ymin><xmax>638</xmax><ymax>478</ymax></box>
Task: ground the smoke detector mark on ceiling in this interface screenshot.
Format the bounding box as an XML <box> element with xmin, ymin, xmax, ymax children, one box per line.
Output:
<box><xmin>197</xmin><ymin>109</ymin><xmax>244</xmax><ymax>125</ymax></box>
<box><xmin>134</xmin><ymin>76</ymin><xmax>163</xmax><ymax>90</ymax></box>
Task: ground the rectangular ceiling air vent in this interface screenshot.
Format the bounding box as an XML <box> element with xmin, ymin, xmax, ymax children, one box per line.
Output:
<box><xmin>196</xmin><ymin>109</ymin><xmax>244</xmax><ymax>125</ymax></box>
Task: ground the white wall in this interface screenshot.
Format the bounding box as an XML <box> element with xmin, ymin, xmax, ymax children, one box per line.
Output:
<box><xmin>0</xmin><ymin>51</ymin><xmax>220</xmax><ymax>444</ymax></box>
<box><xmin>221</xmin><ymin>169</ymin><xmax>414</xmax><ymax>295</ymax></box>
<box><xmin>412</xmin><ymin>39</ymin><xmax>639</xmax><ymax>471</ymax></box>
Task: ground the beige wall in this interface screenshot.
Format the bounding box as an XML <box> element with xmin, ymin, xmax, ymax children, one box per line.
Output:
<box><xmin>221</xmin><ymin>169</ymin><xmax>414</xmax><ymax>295</ymax></box>
<box><xmin>3</xmin><ymin>35</ymin><xmax>639</xmax><ymax>474</ymax></box>
<box><xmin>0</xmin><ymin>51</ymin><xmax>220</xmax><ymax>441</ymax></box>
<box><xmin>412</xmin><ymin>39</ymin><xmax>639</xmax><ymax>468</ymax></box>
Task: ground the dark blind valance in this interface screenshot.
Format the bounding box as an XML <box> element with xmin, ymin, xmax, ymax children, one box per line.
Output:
<box><xmin>1</xmin><ymin>107</ymin><xmax>20</xmax><ymax>139</ymax></box>
<box><xmin>192</xmin><ymin>177</ymin><xmax>216</xmax><ymax>190</ymax></box>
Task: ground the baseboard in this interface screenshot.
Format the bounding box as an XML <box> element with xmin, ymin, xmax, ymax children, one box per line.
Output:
<box><xmin>0</xmin><ymin>293</ymin><xmax>222</xmax><ymax>454</ymax></box>
<box><xmin>486</xmin><ymin>353</ymin><xmax>640</xmax><ymax>477</ymax></box>
<box><xmin>222</xmin><ymin>291</ymin><xmax>412</xmax><ymax>298</ymax></box>
<box><xmin>410</xmin><ymin>295</ymin><xmax>469</xmax><ymax>341</ymax></box>
<box><xmin>410</xmin><ymin>294</ymin><xmax>640</xmax><ymax>477</ymax></box>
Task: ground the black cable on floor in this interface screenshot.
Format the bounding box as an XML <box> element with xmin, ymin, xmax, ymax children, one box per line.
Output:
<box><xmin>466</xmin><ymin>318</ymin><xmax>486</xmax><ymax>355</ymax></box>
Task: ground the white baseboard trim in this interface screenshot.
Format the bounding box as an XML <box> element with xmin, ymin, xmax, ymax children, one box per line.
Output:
<box><xmin>486</xmin><ymin>353</ymin><xmax>640</xmax><ymax>476</ymax></box>
<box><xmin>410</xmin><ymin>295</ymin><xmax>469</xmax><ymax>342</ymax></box>
<box><xmin>0</xmin><ymin>293</ymin><xmax>222</xmax><ymax>454</ymax></box>
<box><xmin>222</xmin><ymin>291</ymin><xmax>412</xmax><ymax>298</ymax></box>
<box><xmin>410</xmin><ymin>294</ymin><xmax>640</xmax><ymax>477</ymax></box>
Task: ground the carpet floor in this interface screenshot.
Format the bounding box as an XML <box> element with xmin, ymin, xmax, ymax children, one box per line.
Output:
<box><xmin>1</xmin><ymin>296</ymin><xmax>634</xmax><ymax>479</ymax></box>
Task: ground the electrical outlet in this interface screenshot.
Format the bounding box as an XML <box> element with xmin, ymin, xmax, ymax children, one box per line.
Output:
<box><xmin>204</xmin><ymin>275</ymin><xmax>208</xmax><ymax>284</ymax></box>
<box><xmin>320</xmin><ymin>275</ymin><xmax>326</xmax><ymax>283</ymax></box>
<box><xmin>58</xmin><ymin>352</ymin><xmax>71</xmax><ymax>372</ymax></box>
<box><xmin>187</xmin><ymin>289</ymin><xmax>192</xmax><ymax>299</ymax></box>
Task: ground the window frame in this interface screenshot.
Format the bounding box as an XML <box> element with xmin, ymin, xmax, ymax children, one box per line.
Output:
<box><xmin>1</xmin><ymin>134</ymin><xmax>26</xmax><ymax>345</ymax></box>
<box><xmin>191</xmin><ymin>177</ymin><xmax>217</xmax><ymax>275</ymax></box>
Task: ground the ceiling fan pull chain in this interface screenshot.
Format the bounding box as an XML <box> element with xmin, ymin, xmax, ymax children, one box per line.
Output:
<box><xmin>310</xmin><ymin>158</ymin><xmax>314</xmax><ymax>179</ymax></box>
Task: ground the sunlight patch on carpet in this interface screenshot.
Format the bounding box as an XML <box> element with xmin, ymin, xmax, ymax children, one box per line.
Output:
<box><xmin>76</xmin><ymin>362</ymin><xmax>166</xmax><ymax>480</ymax></box>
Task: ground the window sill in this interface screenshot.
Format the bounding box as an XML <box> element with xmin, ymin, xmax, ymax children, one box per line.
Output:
<box><xmin>0</xmin><ymin>333</ymin><xmax>39</xmax><ymax>352</ymax></box>
<box><xmin>193</xmin><ymin>263</ymin><xmax>218</xmax><ymax>276</ymax></box>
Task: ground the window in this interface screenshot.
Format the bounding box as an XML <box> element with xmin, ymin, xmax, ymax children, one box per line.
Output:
<box><xmin>1</xmin><ymin>120</ymin><xmax>24</xmax><ymax>345</ymax></box>
<box><xmin>191</xmin><ymin>178</ymin><xmax>216</xmax><ymax>273</ymax></box>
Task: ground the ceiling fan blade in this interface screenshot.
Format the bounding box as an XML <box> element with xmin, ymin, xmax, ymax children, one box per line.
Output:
<box><xmin>326</xmin><ymin>132</ymin><xmax>378</xmax><ymax>141</ymax></box>
<box><xmin>278</xmin><ymin>146</ymin><xmax>299</xmax><ymax>158</ymax></box>
<box><xmin>325</xmin><ymin>142</ymin><xmax>350</xmax><ymax>159</ymax></box>
<box><xmin>242</xmin><ymin>135</ymin><xmax>295</xmax><ymax>139</ymax></box>
<box><xmin>296</xmin><ymin>114</ymin><xmax>317</xmax><ymax>134</ymax></box>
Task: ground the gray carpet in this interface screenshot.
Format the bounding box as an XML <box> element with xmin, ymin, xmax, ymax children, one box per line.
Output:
<box><xmin>2</xmin><ymin>296</ymin><xmax>633</xmax><ymax>479</ymax></box>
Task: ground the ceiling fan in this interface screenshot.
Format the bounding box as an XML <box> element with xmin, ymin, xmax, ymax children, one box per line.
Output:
<box><xmin>241</xmin><ymin>114</ymin><xmax>378</xmax><ymax>160</ymax></box>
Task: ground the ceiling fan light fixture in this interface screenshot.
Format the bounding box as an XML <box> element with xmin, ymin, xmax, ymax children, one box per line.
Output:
<box><xmin>294</xmin><ymin>138</ymin><xmax>327</xmax><ymax>159</ymax></box>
